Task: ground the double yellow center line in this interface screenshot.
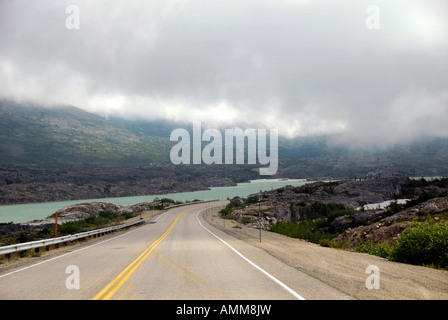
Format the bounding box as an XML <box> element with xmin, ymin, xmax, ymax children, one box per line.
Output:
<box><xmin>92</xmin><ymin>208</ymin><xmax>191</xmax><ymax>300</ymax></box>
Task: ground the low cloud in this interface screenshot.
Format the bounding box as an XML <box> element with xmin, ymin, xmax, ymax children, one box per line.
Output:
<box><xmin>1</xmin><ymin>0</ymin><xmax>447</xmax><ymax>148</ymax></box>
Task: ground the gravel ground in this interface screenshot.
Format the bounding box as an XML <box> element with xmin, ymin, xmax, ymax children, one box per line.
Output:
<box><xmin>203</xmin><ymin>207</ymin><xmax>448</xmax><ymax>300</ymax></box>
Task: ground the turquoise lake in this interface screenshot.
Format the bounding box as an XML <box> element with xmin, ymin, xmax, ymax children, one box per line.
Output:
<box><xmin>0</xmin><ymin>178</ymin><xmax>313</xmax><ymax>224</ymax></box>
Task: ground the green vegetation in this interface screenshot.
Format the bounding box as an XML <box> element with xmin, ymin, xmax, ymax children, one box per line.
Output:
<box><xmin>354</xmin><ymin>217</ymin><xmax>448</xmax><ymax>269</ymax></box>
<box><xmin>3</xmin><ymin>210</ymin><xmax>139</xmax><ymax>246</ymax></box>
<box><xmin>406</xmin><ymin>177</ymin><xmax>448</xmax><ymax>189</ymax></box>
<box><xmin>220</xmin><ymin>196</ymin><xmax>259</xmax><ymax>219</ymax></box>
<box><xmin>293</xmin><ymin>201</ymin><xmax>355</xmax><ymax>222</ymax></box>
<box><xmin>51</xmin><ymin>210</ymin><xmax>135</xmax><ymax>236</ymax></box>
<box><xmin>380</xmin><ymin>178</ymin><xmax>448</xmax><ymax>218</ymax></box>
<box><xmin>152</xmin><ymin>198</ymin><xmax>183</xmax><ymax>210</ymax></box>
<box><xmin>347</xmin><ymin>178</ymin><xmax>448</xmax><ymax>269</ymax></box>
<box><xmin>354</xmin><ymin>236</ymin><xmax>395</xmax><ymax>259</ymax></box>
<box><xmin>393</xmin><ymin>217</ymin><xmax>448</xmax><ymax>268</ymax></box>
<box><xmin>1</xmin><ymin>198</ymin><xmax>185</xmax><ymax>247</ymax></box>
<box><xmin>268</xmin><ymin>202</ymin><xmax>356</xmax><ymax>245</ymax></box>
<box><xmin>0</xmin><ymin>102</ymin><xmax>172</xmax><ymax>167</ymax></box>
<box><xmin>270</xmin><ymin>214</ymin><xmax>448</xmax><ymax>269</ymax></box>
<box><xmin>267</xmin><ymin>190</ymin><xmax>448</xmax><ymax>269</ymax></box>
<box><xmin>223</xmin><ymin>200</ymin><xmax>354</xmax><ymax>245</ymax></box>
<box><xmin>269</xmin><ymin>219</ymin><xmax>336</xmax><ymax>244</ymax></box>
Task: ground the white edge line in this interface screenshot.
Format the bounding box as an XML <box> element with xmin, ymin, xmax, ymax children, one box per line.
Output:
<box><xmin>0</xmin><ymin>214</ymin><xmax>161</xmax><ymax>279</ymax></box>
<box><xmin>0</xmin><ymin>205</ymin><xmax>198</xmax><ymax>279</ymax></box>
<box><xmin>195</xmin><ymin>206</ymin><xmax>306</xmax><ymax>300</ymax></box>
<box><xmin>0</xmin><ymin>206</ymin><xmax>190</xmax><ymax>279</ymax></box>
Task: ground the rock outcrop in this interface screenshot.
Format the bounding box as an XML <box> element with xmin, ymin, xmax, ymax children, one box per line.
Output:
<box><xmin>226</xmin><ymin>176</ymin><xmax>448</xmax><ymax>247</ymax></box>
<box><xmin>332</xmin><ymin>196</ymin><xmax>448</xmax><ymax>246</ymax></box>
<box><xmin>20</xmin><ymin>201</ymin><xmax>162</xmax><ymax>226</ymax></box>
<box><xmin>0</xmin><ymin>200</ymin><xmax>166</xmax><ymax>245</ymax></box>
<box><xmin>235</xmin><ymin>176</ymin><xmax>411</xmax><ymax>223</ymax></box>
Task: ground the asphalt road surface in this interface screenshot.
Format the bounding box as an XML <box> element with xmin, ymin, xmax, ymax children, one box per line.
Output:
<box><xmin>0</xmin><ymin>201</ymin><xmax>352</xmax><ymax>300</ymax></box>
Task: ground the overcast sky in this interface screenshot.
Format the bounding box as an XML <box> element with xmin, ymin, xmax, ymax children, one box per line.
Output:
<box><xmin>1</xmin><ymin>0</ymin><xmax>447</xmax><ymax>148</ymax></box>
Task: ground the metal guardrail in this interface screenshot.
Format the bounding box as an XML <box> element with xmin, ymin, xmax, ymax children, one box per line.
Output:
<box><xmin>164</xmin><ymin>199</ymin><xmax>219</xmax><ymax>210</ymax></box>
<box><xmin>0</xmin><ymin>199</ymin><xmax>222</xmax><ymax>257</ymax></box>
<box><xmin>0</xmin><ymin>219</ymin><xmax>144</xmax><ymax>256</ymax></box>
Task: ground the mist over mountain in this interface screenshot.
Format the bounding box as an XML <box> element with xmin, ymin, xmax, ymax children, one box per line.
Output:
<box><xmin>1</xmin><ymin>100</ymin><xmax>447</xmax><ymax>180</ymax></box>
<box><xmin>0</xmin><ymin>100</ymin><xmax>172</xmax><ymax>167</ymax></box>
<box><xmin>2</xmin><ymin>1</ymin><xmax>447</xmax><ymax>151</ymax></box>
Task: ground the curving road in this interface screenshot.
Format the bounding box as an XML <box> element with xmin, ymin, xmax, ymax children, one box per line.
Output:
<box><xmin>0</xmin><ymin>201</ymin><xmax>351</xmax><ymax>300</ymax></box>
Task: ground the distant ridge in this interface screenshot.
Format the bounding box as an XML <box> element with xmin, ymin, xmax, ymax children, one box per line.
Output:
<box><xmin>0</xmin><ymin>100</ymin><xmax>171</xmax><ymax>167</ymax></box>
<box><xmin>1</xmin><ymin>99</ymin><xmax>447</xmax><ymax>179</ymax></box>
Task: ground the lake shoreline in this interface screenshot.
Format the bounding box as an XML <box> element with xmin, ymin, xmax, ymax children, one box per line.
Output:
<box><xmin>0</xmin><ymin>178</ymin><xmax>312</xmax><ymax>224</ymax></box>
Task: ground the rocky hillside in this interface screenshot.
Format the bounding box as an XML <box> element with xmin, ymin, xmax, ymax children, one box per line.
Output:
<box><xmin>2</xmin><ymin>100</ymin><xmax>448</xmax><ymax>189</ymax></box>
<box><xmin>332</xmin><ymin>196</ymin><xmax>448</xmax><ymax>247</ymax></box>
<box><xmin>0</xmin><ymin>100</ymin><xmax>171</xmax><ymax>167</ymax></box>
<box><xmin>228</xmin><ymin>176</ymin><xmax>410</xmax><ymax>224</ymax></box>
<box><xmin>26</xmin><ymin>200</ymin><xmax>162</xmax><ymax>225</ymax></box>
<box><xmin>224</xmin><ymin>176</ymin><xmax>448</xmax><ymax>246</ymax></box>
<box><xmin>0</xmin><ymin>164</ymin><xmax>258</xmax><ymax>205</ymax></box>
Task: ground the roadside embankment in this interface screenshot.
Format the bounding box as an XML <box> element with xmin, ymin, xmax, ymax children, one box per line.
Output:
<box><xmin>203</xmin><ymin>206</ymin><xmax>448</xmax><ymax>300</ymax></box>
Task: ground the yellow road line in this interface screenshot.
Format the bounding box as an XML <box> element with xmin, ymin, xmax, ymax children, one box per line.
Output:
<box><xmin>117</xmin><ymin>283</ymin><xmax>133</xmax><ymax>300</ymax></box>
<box><xmin>92</xmin><ymin>208</ymin><xmax>191</xmax><ymax>300</ymax></box>
<box><xmin>150</xmin><ymin>249</ymin><xmax>227</xmax><ymax>298</ymax></box>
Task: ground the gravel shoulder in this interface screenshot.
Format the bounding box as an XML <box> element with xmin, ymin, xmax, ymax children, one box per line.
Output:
<box><xmin>2</xmin><ymin>206</ymin><xmax>447</xmax><ymax>300</ymax></box>
<box><xmin>203</xmin><ymin>207</ymin><xmax>448</xmax><ymax>300</ymax></box>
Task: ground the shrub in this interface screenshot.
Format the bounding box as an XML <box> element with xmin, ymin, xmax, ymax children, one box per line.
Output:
<box><xmin>246</xmin><ymin>196</ymin><xmax>259</xmax><ymax>204</ymax></box>
<box><xmin>98</xmin><ymin>210</ymin><xmax>116</xmax><ymax>219</ymax></box>
<box><xmin>58</xmin><ymin>221</ymin><xmax>83</xmax><ymax>235</ymax></box>
<box><xmin>220</xmin><ymin>205</ymin><xmax>234</xmax><ymax>218</ymax></box>
<box><xmin>269</xmin><ymin>219</ymin><xmax>336</xmax><ymax>244</ymax></box>
<box><xmin>390</xmin><ymin>217</ymin><xmax>448</xmax><ymax>268</ymax></box>
<box><xmin>294</xmin><ymin>201</ymin><xmax>355</xmax><ymax>221</ymax></box>
<box><xmin>318</xmin><ymin>238</ymin><xmax>334</xmax><ymax>247</ymax></box>
<box><xmin>355</xmin><ymin>236</ymin><xmax>394</xmax><ymax>259</ymax></box>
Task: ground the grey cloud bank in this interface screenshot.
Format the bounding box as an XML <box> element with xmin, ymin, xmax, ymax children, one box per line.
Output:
<box><xmin>1</xmin><ymin>0</ymin><xmax>447</xmax><ymax>148</ymax></box>
<box><xmin>170</xmin><ymin>121</ymin><xmax>278</xmax><ymax>175</ymax></box>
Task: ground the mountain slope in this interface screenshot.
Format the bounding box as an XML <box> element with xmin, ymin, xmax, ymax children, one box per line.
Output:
<box><xmin>1</xmin><ymin>100</ymin><xmax>447</xmax><ymax>179</ymax></box>
<box><xmin>0</xmin><ymin>100</ymin><xmax>171</xmax><ymax>167</ymax></box>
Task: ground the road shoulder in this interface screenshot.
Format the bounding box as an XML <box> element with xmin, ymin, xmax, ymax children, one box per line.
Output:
<box><xmin>202</xmin><ymin>206</ymin><xmax>448</xmax><ymax>300</ymax></box>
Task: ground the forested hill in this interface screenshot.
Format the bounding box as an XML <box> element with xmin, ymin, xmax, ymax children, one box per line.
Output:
<box><xmin>0</xmin><ymin>100</ymin><xmax>172</xmax><ymax>167</ymax></box>
<box><xmin>1</xmin><ymin>99</ymin><xmax>447</xmax><ymax>179</ymax></box>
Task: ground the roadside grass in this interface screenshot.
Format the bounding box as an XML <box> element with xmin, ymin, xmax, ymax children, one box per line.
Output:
<box><xmin>269</xmin><ymin>219</ymin><xmax>337</xmax><ymax>245</ymax></box>
<box><xmin>389</xmin><ymin>217</ymin><xmax>448</xmax><ymax>269</ymax></box>
<box><xmin>345</xmin><ymin>216</ymin><xmax>448</xmax><ymax>270</ymax></box>
<box><xmin>2</xmin><ymin>199</ymin><xmax>183</xmax><ymax>246</ymax></box>
<box><xmin>270</xmin><ymin>214</ymin><xmax>448</xmax><ymax>270</ymax></box>
<box><xmin>222</xmin><ymin>199</ymin><xmax>355</xmax><ymax>245</ymax></box>
<box><xmin>222</xmin><ymin>194</ymin><xmax>448</xmax><ymax>270</ymax></box>
<box><xmin>267</xmin><ymin>202</ymin><xmax>356</xmax><ymax>245</ymax></box>
<box><xmin>42</xmin><ymin>210</ymin><xmax>137</xmax><ymax>237</ymax></box>
<box><xmin>3</xmin><ymin>210</ymin><xmax>140</xmax><ymax>246</ymax></box>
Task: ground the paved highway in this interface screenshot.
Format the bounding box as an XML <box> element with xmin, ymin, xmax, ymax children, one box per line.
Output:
<box><xmin>0</xmin><ymin>201</ymin><xmax>351</xmax><ymax>300</ymax></box>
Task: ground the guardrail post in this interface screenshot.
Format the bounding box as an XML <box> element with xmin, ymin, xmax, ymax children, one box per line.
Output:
<box><xmin>0</xmin><ymin>217</ymin><xmax>144</xmax><ymax>258</ymax></box>
<box><xmin>55</xmin><ymin>211</ymin><xmax>58</xmax><ymax>238</ymax></box>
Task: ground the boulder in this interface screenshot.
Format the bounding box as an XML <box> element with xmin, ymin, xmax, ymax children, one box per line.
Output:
<box><xmin>55</xmin><ymin>202</ymin><xmax>120</xmax><ymax>221</ymax></box>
